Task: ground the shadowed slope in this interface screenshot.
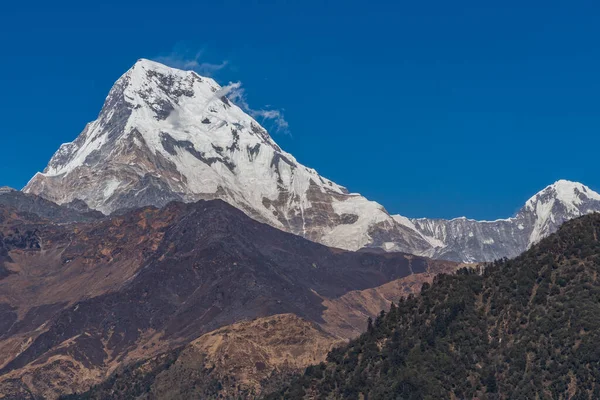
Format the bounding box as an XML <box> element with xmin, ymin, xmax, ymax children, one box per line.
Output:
<box><xmin>0</xmin><ymin>199</ymin><xmax>456</xmax><ymax>399</ymax></box>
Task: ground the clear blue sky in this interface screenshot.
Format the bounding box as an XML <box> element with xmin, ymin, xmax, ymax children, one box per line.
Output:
<box><xmin>1</xmin><ymin>0</ymin><xmax>598</xmax><ymax>219</ymax></box>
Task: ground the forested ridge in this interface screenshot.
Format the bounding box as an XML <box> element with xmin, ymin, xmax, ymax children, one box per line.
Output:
<box><xmin>269</xmin><ymin>213</ymin><xmax>600</xmax><ymax>399</ymax></box>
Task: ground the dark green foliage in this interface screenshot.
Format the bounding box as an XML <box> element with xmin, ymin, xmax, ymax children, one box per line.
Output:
<box><xmin>268</xmin><ymin>214</ymin><xmax>600</xmax><ymax>399</ymax></box>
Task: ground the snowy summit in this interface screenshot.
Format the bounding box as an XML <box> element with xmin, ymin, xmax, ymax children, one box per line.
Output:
<box><xmin>24</xmin><ymin>60</ymin><xmax>600</xmax><ymax>262</ymax></box>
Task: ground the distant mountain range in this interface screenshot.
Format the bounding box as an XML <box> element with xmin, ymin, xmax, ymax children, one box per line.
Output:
<box><xmin>22</xmin><ymin>60</ymin><xmax>600</xmax><ymax>262</ymax></box>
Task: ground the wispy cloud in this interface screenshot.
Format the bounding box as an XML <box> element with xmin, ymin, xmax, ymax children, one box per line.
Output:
<box><xmin>217</xmin><ymin>82</ymin><xmax>290</xmax><ymax>135</ymax></box>
<box><xmin>155</xmin><ymin>45</ymin><xmax>290</xmax><ymax>134</ymax></box>
<box><xmin>251</xmin><ymin>109</ymin><xmax>290</xmax><ymax>133</ymax></box>
<box><xmin>213</xmin><ymin>81</ymin><xmax>246</xmax><ymax>107</ymax></box>
<box><xmin>155</xmin><ymin>49</ymin><xmax>229</xmax><ymax>77</ymax></box>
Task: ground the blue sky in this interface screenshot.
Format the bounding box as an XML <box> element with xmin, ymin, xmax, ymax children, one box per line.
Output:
<box><xmin>1</xmin><ymin>0</ymin><xmax>598</xmax><ymax>219</ymax></box>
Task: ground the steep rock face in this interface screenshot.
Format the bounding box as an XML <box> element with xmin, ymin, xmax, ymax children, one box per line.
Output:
<box><xmin>401</xmin><ymin>180</ymin><xmax>600</xmax><ymax>262</ymax></box>
<box><xmin>24</xmin><ymin>60</ymin><xmax>600</xmax><ymax>262</ymax></box>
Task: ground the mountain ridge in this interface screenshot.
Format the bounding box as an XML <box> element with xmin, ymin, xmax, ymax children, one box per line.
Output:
<box><xmin>0</xmin><ymin>197</ymin><xmax>456</xmax><ymax>399</ymax></box>
<box><xmin>399</xmin><ymin>179</ymin><xmax>600</xmax><ymax>261</ymax></box>
<box><xmin>23</xmin><ymin>59</ymin><xmax>600</xmax><ymax>262</ymax></box>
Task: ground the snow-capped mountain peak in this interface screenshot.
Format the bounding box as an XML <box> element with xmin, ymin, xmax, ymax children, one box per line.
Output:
<box><xmin>525</xmin><ymin>180</ymin><xmax>600</xmax><ymax>214</ymax></box>
<box><xmin>43</xmin><ymin>58</ymin><xmax>279</xmax><ymax>178</ymax></box>
<box><xmin>23</xmin><ymin>60</ymin><xmax>600</xmax><ymax>263</ymax></box>
<box><xmin>24</xmin><ymin>59</ymin><xmax>433</xmax><ymax>254</ymax></box>
<box><xmin>398</xmin><ymin>180</ymin><xmax>600</xmax><ymax>262</ymax></box>
<box><xmin>520</xmin><ymin>180</ymin><xmax>600</xmax><ymax>245</ymax></box>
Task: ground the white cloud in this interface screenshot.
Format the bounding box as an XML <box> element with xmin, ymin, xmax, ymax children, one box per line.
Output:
<box><xmin>216</xmin><ymin>82</ymin><xmax>290</xmax><ymax>135</ymax></box>
<box><xmin>154</xmin><ymin>49</ymin><xmax>228</xmax><ymax>77</ymax></box>
<box><xmin>155</xmin><ymin>45</ymin><xmax>290</xmax><ymax>134</ymax></box>
<box><xmin>251</xmin><ymin>109</ymin><xmax>290</xmax><ymax>133</ymax></box>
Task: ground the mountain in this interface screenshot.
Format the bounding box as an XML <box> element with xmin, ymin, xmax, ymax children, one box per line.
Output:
<box><xmin>0</xmin><ymin>187</ymin><xmax>102</xmax><ymax>223</ymax></box>
<box><xmin>59</xmin><ymin>273</ymin><xmax>455</xmax><ymax>400</ymax></box>
<box><xmin>401</xmin><ymin>180</ymin><xmax>600</xmax><ymax>262</ymax></box>
<box><xmin>269</xmin><ymin>213</ymin><xmax>600</xmax><ymax>399</ymax></box>
<box><xmin>23</xmin><ymin>60</ymin><xmax>600</xmax><ymax>262</ymax></box>
<box><xmin>23</xmin><ymin>59</ymin><xmax>431</xmax><ymax>256</ymax></box>
<box><xmin>60</xmin><ymin>314</ymin><xmax>346</xmax><ymax>400</ymax></box>
<box><xmin>0</xmin><ymin>199</ymin><xmax>456</xmax><ymax>399</ymax></box>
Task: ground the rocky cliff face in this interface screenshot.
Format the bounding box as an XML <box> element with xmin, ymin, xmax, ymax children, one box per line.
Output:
<box><xmin>24</xmin><ymin>60</ymin><xmax>600</xmax><ymax>262</ymax></box>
